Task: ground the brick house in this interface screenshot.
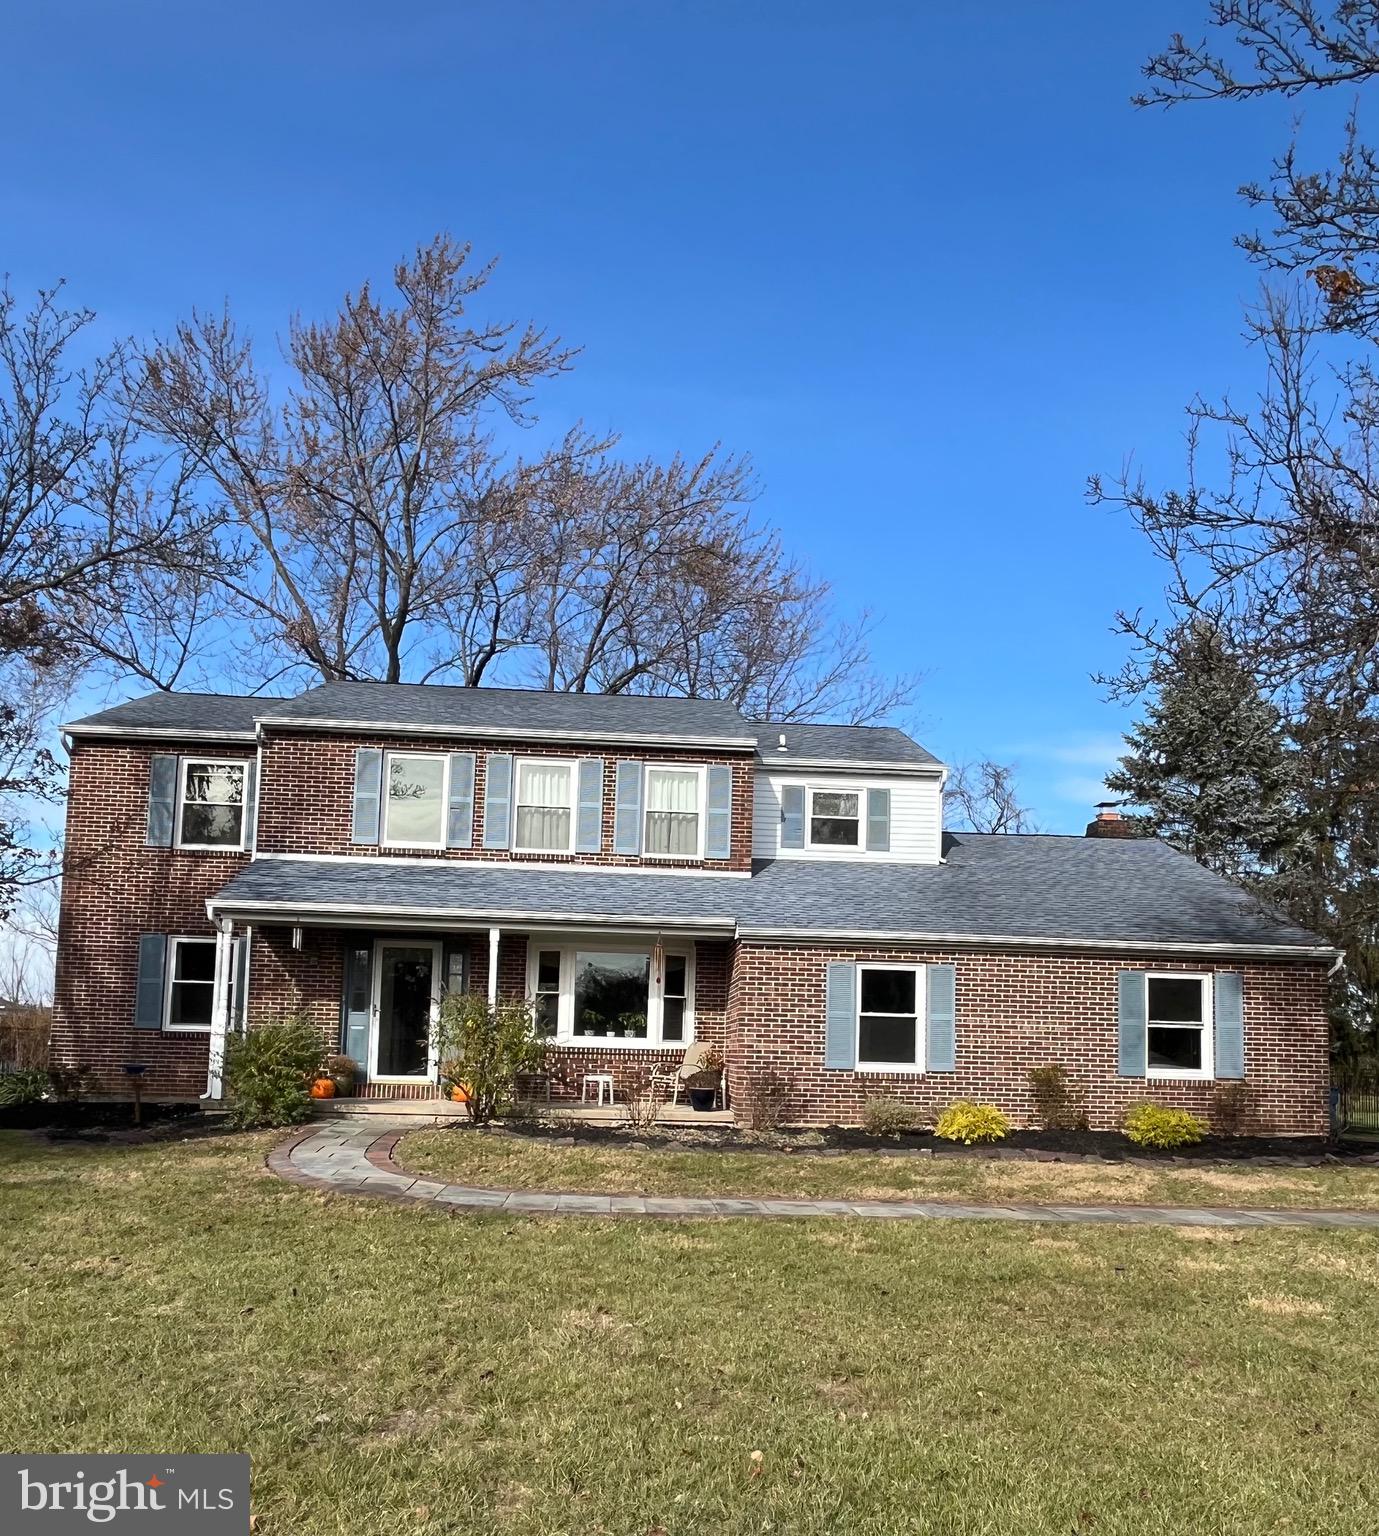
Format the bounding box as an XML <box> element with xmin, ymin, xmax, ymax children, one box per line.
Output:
<box><xmin>51</xmin><ymin>682</ymin><xmax>1338</xmax><ymax>1133</ymax></box>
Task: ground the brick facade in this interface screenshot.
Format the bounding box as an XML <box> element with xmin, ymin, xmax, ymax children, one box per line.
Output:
<box><xmin>256</xmin><ymin>730</ymin><xmax>755</xmax><ymax>872</ymax></box>
<box><xmin>725</xmin><ymin>940</ymin><xmax>1330</xmax><ymax>1135</ymax></box>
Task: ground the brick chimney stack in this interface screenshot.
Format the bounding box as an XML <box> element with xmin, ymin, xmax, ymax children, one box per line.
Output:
<box><xmin>1085</xmin><ymin>803</ymin><xmax>1139</xmax><ymax>839</ymax></box>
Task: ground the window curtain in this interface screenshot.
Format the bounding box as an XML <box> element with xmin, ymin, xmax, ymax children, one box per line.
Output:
<box><xmin>645</xmin><ymin>771</ymin><xmax>699</xmax><ymax>855</ymax></box>
<box><xmin>517</xmin><ymin>762</ymin><xmax>572</xmax><ymax>849</ymax></box>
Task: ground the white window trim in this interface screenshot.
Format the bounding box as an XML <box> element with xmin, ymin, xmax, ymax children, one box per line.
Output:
<box><xmin>1145</xmin><ymin>971</ymin><xmax>1215</xmax><ymax>1081</ymax></box>
<box><xmin>855</xmin><ymin>961</ymin><xmax>926</xmax><ymax>1074</ymax></box>
<box><xmin>163</xmin><ymin>934</ymin><xmax>218</xmax><ymax>1033</ymax></box>
<box><xmin>381</xmin><ymin>751</ymin><xmax>450</xmax><ymax>851</ymax></box>
<box><xmin>525</xmin><ymin>937</ymin><xmax>696</xmax><ymax>1049</ymax></box>
<box><xmin>512</xmin><ymin>756</ymin><xmax>579</xmax><ymax>857</ymax></box>
<box><xmin>175</xmin><ymin>758</ymin><xmax>248</xmax><ymax>851</ymax></box>
<box><xmin>806</xmin><ymin>783</ymin><xmax>864</xmax><ymax>852</ymax></box>
<box><xmin>642</xmin><ymin>763</ymin><xmax>707</xmax><ymax>862</ymax></box>
<box><xmin>368</xmin><ymin>935</ymin><xmax>443</xmax><ymax>1084</ymax></box>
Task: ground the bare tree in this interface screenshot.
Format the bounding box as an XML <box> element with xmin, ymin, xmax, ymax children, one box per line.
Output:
<box><xmin>946</xmin><ymin>760</ymin><xmax>1037</xmax><ymax>834</ymax></box>
<box><xmin>135</xmin><ymin>235</ymin><xmax>915</xmax><ymax>722</ymax></box>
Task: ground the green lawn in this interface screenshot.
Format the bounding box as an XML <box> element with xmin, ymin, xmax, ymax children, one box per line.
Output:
<box><xmin>5</xmin><ymin>1127</ymin><xmax>1379</xmax><ymax>1535</ymax></box>
<box><xmin>399</xmin><ymin>1126</ymin><xmax>1379</xmax><ymax>1210</ymax></box>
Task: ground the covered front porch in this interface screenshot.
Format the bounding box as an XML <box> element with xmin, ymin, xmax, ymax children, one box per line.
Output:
<box><xmin>204</xmin><ymin>865</ymin><xmax>736</xmax><ymax>1115</ymax></box>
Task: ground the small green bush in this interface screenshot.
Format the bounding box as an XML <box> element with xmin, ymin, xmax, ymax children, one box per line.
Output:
<box><xmin>1124</xmin><ymin>1103</ymin><xmax>1206</xmax><ymax>1150</ymax></box>
<box><xmin>0</xmin><ymin>1068</ymin><xmax>50</xmax><ymax>1108</ymax></box>
<box><xmin>934</xmin><ymin>1100</ymin><xmax>1010</xmax><ymax>1145</ymax></box>
<box><xmin>1027</xmin><ymin>1063</ymin><xmax>1089</xmax><ymax>1132</ymax></box>
<box><xmin>862</xmin><ymin>1097</ymin><xmax>923</xmax><ymax>1136</ymax></box>
<box><xmin>431</xmin><ymin>992</ymin><xmax>546</xmax><ymax>1125</ymax></box>
<box><xmin>223</xmin><ymin>1015</ymin><xmax>325</xmax><ymax>1129</ymax></box>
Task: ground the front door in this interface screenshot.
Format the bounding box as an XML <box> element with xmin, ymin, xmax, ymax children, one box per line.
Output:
<box><xmin>370</xmin><ymin>939</ymin><xmax>441</xmax><ymax>1082</ymax></box>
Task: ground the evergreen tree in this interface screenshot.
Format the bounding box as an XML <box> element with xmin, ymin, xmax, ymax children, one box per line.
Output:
<box><xmin>1106</xmin><ymin>624</ymin><xmax>1300</xmax><ymax>885</ymax></box>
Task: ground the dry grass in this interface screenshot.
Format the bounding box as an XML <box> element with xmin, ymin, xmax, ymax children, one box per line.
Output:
<box><xmin>398</xmin><ymin>1126</ymin><xmax>1379</xmax><ymax>1210</ymax></box>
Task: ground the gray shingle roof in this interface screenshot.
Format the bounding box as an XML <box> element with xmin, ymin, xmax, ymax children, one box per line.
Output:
<box><xmin>208</xmin><ymin>834</ymin><xmax>1329</xmax><ymax>952</ymax></box>
<box><xmin>751</xmin><ymin>722</ymin><xmax>942</xmax><ymax>769</ymax></box>
<box><xmin>63</xmin><ymin>692</ymin><xmax>264</xmax><ymax>739</ymax></box>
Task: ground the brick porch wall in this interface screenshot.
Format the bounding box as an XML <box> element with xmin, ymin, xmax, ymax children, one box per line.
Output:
<box><xmin>730</xmin><ymin>941</ymin><xmax>1331</xmax><ymax>1135</ymax></box>
<box><xmin>256</xmin><ymin>729</ymin><xmax>755</xmax><ymax>872</ymax></box>
<box><xmin>49</xmin><ymin>738</ymin><xmax>254</xmax><ymax>1099</ymax></box>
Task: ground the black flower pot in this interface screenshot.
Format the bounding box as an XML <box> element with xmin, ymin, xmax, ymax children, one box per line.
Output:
<box><xmin>687</xmin><ymin>1086</ymin><xmax>717</xmax><ymax>1112</ymax></box>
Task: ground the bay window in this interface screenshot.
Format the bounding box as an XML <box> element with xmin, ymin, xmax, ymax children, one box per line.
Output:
<box><xmin>1146</xmin><ymin>974</ymin><xmax>1213</xmax><ymax>1079</ymax></box>
<box><xmin>525</xmin><ymin>941</ymin><xmax>695</xmax><ymax>1046</ymax></box>
<box><xmin>644</xmin><ymin>767</ymin><xmax>703</xmax><ymax>858</ymax></box>
<box><xmin>178</xmin><ymin>760</ymin><xmax>246</xmax><ymax>849</ymax></box>
<box><xmin>514</xmin><ymin>759</ymin><xmax>576</xmax><ymax>854</ymax></box>
<box><xmin>383</xmin><ymin>753</ymin><xmax>447</xmax><ymax>847</ymax></box>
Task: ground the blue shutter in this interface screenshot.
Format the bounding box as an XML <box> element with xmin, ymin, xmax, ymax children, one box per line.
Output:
<box><xmin>341</xmin><ymin>940</ymin><xmax>373</xmax><ymax>1074</ymax></box>
<box><xmin>824</xmin><ymin>961</ymin><xmax>857</xmax><ymax>1070</ymax></box>
<box><xmin>146</xmin><ymin>755</ymin><xmax>178</xmax><ymax>847</ymax></box>
<box><xmin>704</xmin><ymin>764</ymin><xmax>732</xmax><ymax>860</ymax></box>
<box><xmin>1117</xmin><ymin>971</ymin><xmax>1147</xmax><ymax>1077</ymax></box>
<box><xmin>866</xmin><ymin>788</ymin><xmax>891</xmax><ymax>853</ymax></box>
<box><xmin>231</xmin><ymin>934</ymin><xmax>250</xmax><ymax>1029</ymax></box>
<box><xmin>134</xmin><ymin>934</ymin><xmax>167</xmax><ymax>1030</ymax></box>
<box><xmin>780</xmin><ymin>784</ymin><xmax>805</xmax><ymax>849</ymax></box>
<box><xmin>446</xmin><ymin>752</ymin><xmax>476</xmax><ymax>848</ymax></box>
<box><xmin>613</xmin><ymin>760</ymin><xmax>643</xmax><ymax>855</ymax></box>
<box><xmin>351</xmin><ymin>748</ymin><xmax>383</xmax><ymax>845</ymax></box>
<box><xmin>482</xmin><ymin>753</ymin><xmax>512</xmax><ymax>849</ymax></box>
<box><xmin>1214</xmin><ymin>971</ymin><xmax>1245</xmax><ymax>1080</ymax></box>
<box><xmin>576</xmin><ymin>758</ymin><xmax>604</xmax><ymax>853</ymax></box>
<box><xmin>925</xmin><ymin>963</ymin><xmax>956</xmax><ymax>1071</ymax></box>
<box><xmin>242</xmin><ymin>756</ymin><xmax>258</xmax><ymax>852</ymax></box>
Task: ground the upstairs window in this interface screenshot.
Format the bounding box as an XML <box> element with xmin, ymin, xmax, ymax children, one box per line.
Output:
<box><xmin>1147</xmin><ymin>974</ymin><xmax>1212</xmax><ymax>1078</ymax></box>
<box><xmin>644</xmin><ymin>767</ymin><xmax>702</xmax><ymax>858</ymax></box>
<box><xmin>383</xmin><ymin>753</ymin><xmax>447</xmax><ymax>848</ymax></box>
<box><xmin>808</xmin><ymin>787</ymin><xmax>861</xmax><ymax>848</ymax></box>
<box><xmin>178</xmin><ymin>760</ymin><xmax>246</xmax><ymax>849</ymax></box>
<box><xmin>514</xmin><ymin>759</ymin><xmax>575</xmax><ymax>854</ymax></box>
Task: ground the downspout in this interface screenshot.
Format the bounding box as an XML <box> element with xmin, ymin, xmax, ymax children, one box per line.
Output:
<box><xmin>203</xmin><ymin>917</ymin><xmax>234</xmax><ymax>1101</ymax></box>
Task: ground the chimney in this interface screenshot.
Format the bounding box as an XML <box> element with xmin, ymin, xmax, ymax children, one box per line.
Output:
<box><xmin>1085</xmin><ymin>802</ymin><xmax>1139</xmax><ymax>839</ymax></box>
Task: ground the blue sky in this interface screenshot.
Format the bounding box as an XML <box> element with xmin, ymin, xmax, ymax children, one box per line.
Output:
<box><xmin>1</xmin><ymin>1</ymin><xmax>1339</xmax><ymax>830</ymax></box>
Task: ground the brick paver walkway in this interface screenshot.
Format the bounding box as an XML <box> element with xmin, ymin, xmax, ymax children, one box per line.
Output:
<box><xmin>266</xmin><ymin>1122</ymin><xmax>1379</xmax><ymax>1230</ymax></box>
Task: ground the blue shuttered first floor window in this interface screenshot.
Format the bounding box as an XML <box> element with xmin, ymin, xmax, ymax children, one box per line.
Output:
<box><xmin>1117</xmin><ymin>970</ymin><xmax>1243</xmax><ymax>1081</ymax></box>
<box><xmin>135</xmin><ymin>932</ymin><xmax>246</xmax><ymax>1033</ymax></box>
<box><xmin>823</xmin><ymin>961</ymin><xmax>956</xmax><ymax>1073</ymax></box>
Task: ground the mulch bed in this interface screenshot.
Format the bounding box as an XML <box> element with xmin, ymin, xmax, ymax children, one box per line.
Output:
<box><xmin>485</xmin><ymin>1116</ymin><xmax>1379</xmax><ymax>1169</ymax></box>
<box><xmin>0</xmin><ymin>1101</ymin><xmax>227</xmax><ymax>1146</ymax></box>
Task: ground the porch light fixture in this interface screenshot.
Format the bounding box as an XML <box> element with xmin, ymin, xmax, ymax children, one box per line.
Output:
<box><xmin>292</xmin><ymin>926</ymin><xmax>303</xmax><ymax>950</ymax></box>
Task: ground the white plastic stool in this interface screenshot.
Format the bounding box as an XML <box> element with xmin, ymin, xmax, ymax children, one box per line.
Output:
<box><xmin>581</xmin><ymin>1072</ymin><xmax>615</xmax><ymax>1107</ymax></box>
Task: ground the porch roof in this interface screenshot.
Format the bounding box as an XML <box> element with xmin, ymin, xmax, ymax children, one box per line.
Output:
<box><xmin>206</xmin><ymin>838</ymin><xmax>1336</xmax><ymax>957</ymax></box>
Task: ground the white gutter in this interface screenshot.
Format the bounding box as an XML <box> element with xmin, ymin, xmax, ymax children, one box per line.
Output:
<box><xmin>736</xmin><ymin>925</ymin><xmax>1344</xmax><ymax>959</ymax></box>
<box><xmin>755</xmin><ymin>757</ymin><xmax>945</xmax><ymax>776</ymax></box>
<box><xmin>205</xmin><ymin>894</ymin><xmax>735</xmax><ymax>935</ymax></box>
<box><xmin>252</xmin><ymin>715</ymin><xmax>758</xmax><ymax>751</ymax></box>
<box><xmin>62</xmin><ymin>724</ymin><xmax>258</xmax><ymax>742</ymax></box>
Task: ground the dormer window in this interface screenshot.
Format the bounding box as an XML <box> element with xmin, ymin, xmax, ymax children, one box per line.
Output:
<box><xmin>514</xmin><ymin>759</ymin><xmax>576</xmax><ymax>854</ymax></box>
<box><xmin>644</xmin><ymin>767</ymin><xmax>703</xmax><ymax>858</ymax></box>
<box><xmin>808</xmin><ymin>787</ymin><xmax>861</xmax><ymax>848</ymax></box>
<box><xmin>177</xmin><ymin>760</ymin><xmax>247</xmax><ymax>849</ymax></box>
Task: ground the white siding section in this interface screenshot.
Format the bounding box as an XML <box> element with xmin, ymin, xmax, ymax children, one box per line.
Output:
<box><xmin>753</xmin><ymin>769</ymin><xmax>944</xmax><ymax>864</ymax></box>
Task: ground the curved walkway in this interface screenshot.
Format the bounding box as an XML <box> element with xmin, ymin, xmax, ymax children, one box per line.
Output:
<box><xmin>268</xmin><ymin>1122</ymin><xmax>1379</xmax><ymax>1230</ymax></box>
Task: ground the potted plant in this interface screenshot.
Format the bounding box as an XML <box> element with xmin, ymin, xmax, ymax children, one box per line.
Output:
<box><xmin>685</xmin><ymin>1045</ymin><xmax>724</xmax><ymax>1112</ymax></box>
<box><xmin>325</xmin><ymin>1054</ymin><xmax>357</xmax><ymax>1097</ymax></box>
<box><xmin>619</xmin><ymin>1012</ymin><xmax>647</xmax><ymax>1040</ymax></box>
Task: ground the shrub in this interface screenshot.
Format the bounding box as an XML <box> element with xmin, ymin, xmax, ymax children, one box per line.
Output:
<box><xmin>0</xmin><ymin>1068</ymin><xmax>50</xmax><ymax>1108</ymax></box>
<box><xmin>862</xmin><ymin>1097</ymin><xmax>923</xmax><ymax>1136</ymax></box>
<box><xmin>1124</xmin><ymin>1103</ymin><xmax>1206</xmax><ymax>1150</ymax></box>
<box><xmin>1210</xmin><ymin>1081</ymin><xmax>1256</xmax><ymax>1138</ymax></box>
<box><xmin>1027</xmin><ymin>1063</ymin><xmax>1089</xmax><ymax>1132</ymax></box>
<box><xmin>223</xmin><ymin>1015</ymin><xmax>325</xmax><ymax>1129</ymax></box>
<box><xmin>431</xmin><ymin>992</ymin><xmax>546</xmax><ymax>1125</ymax></box>
<box><xmin>934</xmin><ymin>1100</ymin><xmax>1010</xmax><ymax>1145</ymax></box>
<box><xmin>0</xmin><ymin>1004</ymin><xmax>51</xmax><ymax>1072</ymax></box>
<box><xmin>623</xmin><ymin>1067</ymin><xmax>663</xmax><ymax>1132</ymax></box>
<box><xmin>742</xmin><ymin>1068</ymin><xmax>793</xmax><ymax>1132</ymax></box>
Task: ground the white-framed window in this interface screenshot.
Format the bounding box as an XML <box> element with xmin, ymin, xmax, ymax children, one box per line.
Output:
<box><xmin>383</xmin><ymin>752</ymin><xmax>448</xmax><ymax>849</ymax></box>
<box><xmin>808</xmin><ymin>786</ymin><xmax>862</xmax><ymax>849</ymax></box>
<box><xmin>1146</xmin><ymin>973</ymin><xmax>1214</xmax><ymax>1080</ymax></box>
<box><xmin>856</xmin><ymin>963</ymin><xmax>925</xmax><ymax>1072</ymax></box>
<box><xmin>177</xmin><ymin>759</ymin><xmax>247</xmax><ymax>849</ymax></box>
<box><xmin>165</xmin><ymin>936</ymin><xmax>217</xmax><ymax>1032</ymax></box>
<box><xmin>643</xmin><ymin>766</ymin><xmax>705</xmax><ymax>859</ymax></box>
<box><xmin>525</xmin><ymin>940</ymin><xmax>695</xmax><ymax>1047</ymax></box>
<box><xmin>513</xmin><ymin>758</ymin><xmax>577</xmax><ymax>854</ymax></box>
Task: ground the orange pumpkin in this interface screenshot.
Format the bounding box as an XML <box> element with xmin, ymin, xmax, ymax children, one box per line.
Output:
<box><xmin>449</xmin><ymin>1084</ymin><xmax>470</xmax><ymax>1103</ymax></box>
<box><xmin>310</xmin><ymin>1077</ymin><xmax>337</xmax><ymax>1099</ymax></box>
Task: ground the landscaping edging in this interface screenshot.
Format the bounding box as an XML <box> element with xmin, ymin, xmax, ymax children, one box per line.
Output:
<box><xmin>266</xmin><ymin>1122</ymin><xmax>1379</xmax><ymax>1230</ymax></box>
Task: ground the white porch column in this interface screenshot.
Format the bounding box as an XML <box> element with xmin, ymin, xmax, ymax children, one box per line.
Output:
<box><xmin>487</xmin><ymin>925</ymin><xmax>501</xmax><ymax>1008</ymax></box>
<box><xmin>204</xmin><ymin>919</ymin><xmax>234</xmax><ymax>1101</ymax></box>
